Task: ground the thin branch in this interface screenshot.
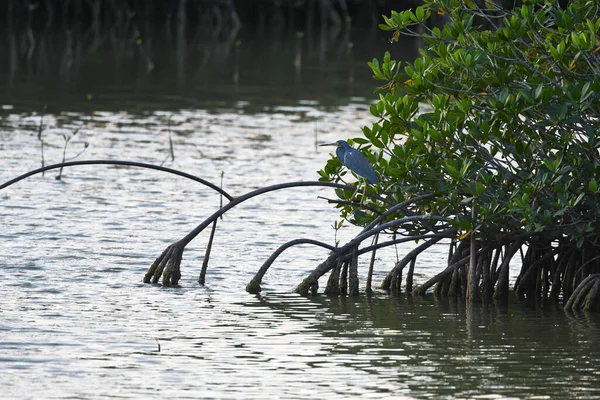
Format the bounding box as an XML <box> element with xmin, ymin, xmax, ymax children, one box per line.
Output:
<box><xmin>37</xmin><ymin>106</ymin><xmax>46</xmax><ymax>176</ymax></box>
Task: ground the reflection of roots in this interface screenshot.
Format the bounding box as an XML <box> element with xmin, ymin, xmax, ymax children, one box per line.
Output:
<box><xmin>144</xmin><ymin>242</ymin><xmax>184</xmax><ymax>286</ymax></box>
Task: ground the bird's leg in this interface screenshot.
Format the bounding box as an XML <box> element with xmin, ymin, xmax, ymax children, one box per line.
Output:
<box><xmin>349</xmin><ymin>181</ymin><xmax>361</xmax><ymax>203</ymax></box>
<box><xmin>348</xmin><ymin>179</ymin><xmax>369</xmax><ymax>205</ymax></box>
<box><xmin>360</xmin><ymin>182</ymin><xmax>368</xmax><ymax>204</ymax></box>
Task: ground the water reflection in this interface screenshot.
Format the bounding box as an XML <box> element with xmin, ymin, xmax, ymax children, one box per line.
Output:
<box><xmin>0</xmin><ymin>1</ymin><xmax>422</xmax><ymax>113</ymax></box>
<box><xmin>238</xmin><ymin>293</ymin><xmax>600</xmax><ymax>398</ymax></box>
<box><xmin>2</xmin><ymin>6</ymin><xmax>600</xmax><ymax>396</ymax></box>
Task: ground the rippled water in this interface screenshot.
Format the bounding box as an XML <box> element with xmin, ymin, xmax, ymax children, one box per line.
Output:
<box><xmin>2</xmin><ymin>104</ymin><xmax>600</xmax><ymax>399</ymax></box>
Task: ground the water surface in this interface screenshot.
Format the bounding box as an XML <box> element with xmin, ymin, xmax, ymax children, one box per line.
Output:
<box><xmin>1</xmin><ymin>30</ymin><xmax>600</xmax><ymax>400</ymax></box>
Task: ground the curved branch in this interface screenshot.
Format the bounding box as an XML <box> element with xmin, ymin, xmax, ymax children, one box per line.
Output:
<box><xmin>177</xmin><ymin>181</ymin><xmax>387</xmax><ymax>248</ymax></box>
<box><xmin>564</xmin><ymin>273</ymin><xmax>600</xmax><ymax>311</ymax></box>
<box><xmin>355</xmin><ymin>231</ymin><xmax>454</xmax><ymax>257</ymax></box>
<box><xmin>247</xmin><ymin>231</ymin><xmax>455</xmax><ymax>293</ymax></box>
<box><xmin>246</xmin><ymin>238</ymin><xmax>336</xmax><ymax>293</ymax></box>
<box><xmin>382</xmin><ymin>235</ymin><xmax>448</xmax><ymax>292</ymax></box>
<box><xmin>317</xmin><ymin>196</ymin><xmax>383</xmax><ymax>215</ymax></box>
<box><xmin>414</xmin><ymin>254</ymin><xmax>471</xmax><ymax>296</ymax></box>
<box><xmin>361</xmin><ymin>193</ymin><xmax>437</xmax><ymax>233</ymax></box>
<box><xmin>353</xmin><ymin>215</ymin><xmax>450</xmax><ymax>245</ymax></box>
<box><xmin>0</xmin><ymin>159</ymin><xmax>234</xmax><ymax>201</ymax></box>
<box><xmin>515</xmin><ymin>246</ymin><xmax>560</xmax><ymax>296</ymax></box>
<box><xmin>294</xmin><ymin>215</ymin><xmax>451</xmax><ymax>295</ymax></box>
<box><xmin>146</xmin><ymin>180</ymin><xmax>385</xmax><ymax>285</ymax></box>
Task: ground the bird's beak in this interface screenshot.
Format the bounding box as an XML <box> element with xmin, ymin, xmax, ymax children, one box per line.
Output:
<box><xmin>319</xmin><ymin>142</ymin><xmax>338</xmax><ymax>147</ymax></box>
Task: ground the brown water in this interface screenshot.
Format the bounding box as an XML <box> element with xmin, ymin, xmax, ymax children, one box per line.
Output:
<box><xmin>1</xmin><ymin>31</ymin><xmax>600</xmax><ymax>400</ymax></box>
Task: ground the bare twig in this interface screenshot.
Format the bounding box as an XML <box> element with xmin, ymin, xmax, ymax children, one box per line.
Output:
<box><xmin>56</xmin><ymin>128</ymin><xmax>80</xmax><ymax>180</ymax></box>
<box><xmin>160</xmin><ymin>114</ymin><xmax>176</xmax><ymax>166</ymax></box>
<box><xmin>37</xmin><ymin>106</ymin><xmax>46</xmax><ymax>176</ymax></box>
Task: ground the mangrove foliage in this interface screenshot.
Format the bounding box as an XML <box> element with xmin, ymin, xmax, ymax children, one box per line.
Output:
<box><xmin>318</xmin><ymin>0</ymin><xmax>600</xmax><ymax>309</ymax></box>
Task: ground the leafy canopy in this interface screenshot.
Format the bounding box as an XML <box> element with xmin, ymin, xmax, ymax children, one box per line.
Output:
<box><xmin>319</xmin><ymin>0</ymin><xmax>600</xmax><ymax>246</ymax></box>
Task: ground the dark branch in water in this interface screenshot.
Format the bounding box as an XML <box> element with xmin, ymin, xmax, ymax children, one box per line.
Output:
<box><xmin>3</xmin><ymin>160</ymin><xmax>399</xmax><ymax>290</ymax></box>
<box><xmin>246</xmin><ymin>230</ymin><xmax>458</xmax><ymax>294</ymax></box>
<box><xmin>361</xmin><ymin>193</ymin><xmax>437</xmax><ymax>233</ymax></box>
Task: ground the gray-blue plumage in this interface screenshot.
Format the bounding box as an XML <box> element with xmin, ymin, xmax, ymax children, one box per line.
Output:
<box><xmin>326</xmin><ymin>140</ymin><xmax>379</xmax><ymax>184</ymax></box>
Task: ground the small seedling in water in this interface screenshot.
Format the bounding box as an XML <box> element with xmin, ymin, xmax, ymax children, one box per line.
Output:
<box><xmin>56</xmin><ymin>128</ymin><xmax>88</xmax><ymax>180</ymax></box>
<box><xmin>38</xmin><ymin>106</ymin><xmax>46</xmax><ymax>176</ymax></box>
<box><xmin>331</xmin><ymin>219</ymin><xmax>344</xmax><ymax>248</ymax></box>
<box><xmin>160</xmin><ymin>114</ymin><xmax>176</xmax><ymax>166</ymax></box>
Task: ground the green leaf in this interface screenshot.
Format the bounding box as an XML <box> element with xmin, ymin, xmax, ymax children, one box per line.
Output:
<box><xmin>580</xmin><ymin>81</ymin><xmax>592</xmax><ymax>103</ymax></box>
<box><xmin>415</xmin><ymin>6</ymin><xmax>424</xmax><ymax>20</ymax></box>
<box><xmin>352</xmin><ymin>137</ymin><xmax>369</xmax><ymax>145</ymax></box>
<box><xmin>572</xmin><ymin>192</ymin><xmax>585</xmax><ymax>207</ymax></box>
<box><xmin>371</xmin><ymin>137</ymin><xmax>385</xmax><ymax>149</ymax></box>
<box><xmin>369</xmin><ymin>103</ymin><xmax>380</xmax><ymax>117</ymax></box>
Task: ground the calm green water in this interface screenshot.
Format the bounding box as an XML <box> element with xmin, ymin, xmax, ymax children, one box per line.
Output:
<box><xmin>1</xmin><ymin>29</ymin><xmax>600</xmax><ymax>400</ymax></box>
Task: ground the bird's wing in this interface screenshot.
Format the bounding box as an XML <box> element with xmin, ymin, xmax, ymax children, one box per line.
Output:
<box><xmin>343</xmin><ymin>148</ymin><xmax>378</xmax><ymax>184</ymax></box>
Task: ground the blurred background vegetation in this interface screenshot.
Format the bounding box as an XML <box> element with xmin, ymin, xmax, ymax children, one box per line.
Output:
<box><xmin>0</xmin><ymin>0</ymin><xmax>434</xmax><ymax>112</ymax></box>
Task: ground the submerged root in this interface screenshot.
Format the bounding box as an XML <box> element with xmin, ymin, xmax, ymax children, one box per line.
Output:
<box><xmin>294</xmin><ymin>250</ymin><xmax>356</xmax><ymax>297</ymax></box>
<box><xmin>324</xmin><ymin>258</ymin><xmax>343</xmax><ymax>296</ymax></box>
<box><xmin>199</xmin><ymin>220</ymin><xmax>219</xmax><ymax>285</ymax></box>
<box><xmin>295</xmin><ymin>277</ymin><xmax>319</xmax><ymax>296</ymax></box>
<box><xmin>246</xmin><ymin>278</ymin><xmax>262</xmax><ymax>294</ymax></box>
<box><xmin>349</xmin><ymin>246</ymin><xmax>359</xmax><ymax>296</ymax></box>
<box><xmin>340</xmin><ymin>260</ymin><xmax>349</xmax><ymax>295</ymax></box>
<box><xmin>382</xmin><ymin>237</ymin><xmax>445</xmax><ymax>294</ymax></box>
<box><xmin>565</xmin><ymin>274</ymin><xmax>600</xmax><ymax>312</ymax></box>
<box><xmin>246</xmin><ymin>239</ymin><xmax>335</xmax><ymax>294</ymax></box>
<box><xmin>144</xmin><ymin>242</ymin><xmax>184</xmax><ymax>286</ymax></box>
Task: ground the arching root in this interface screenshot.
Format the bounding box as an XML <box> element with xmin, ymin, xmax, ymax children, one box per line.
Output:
<box><xmin>382</xmin><ymin>236</ymin><xmax>448</xmax><ymax>294</ymax></box>
<box><xmin>297</xmin><ymin>247</ymin><xmax>361</xmax><ymax>297</ymax></box>
<box><xmin>143</xmin><ymin>242</ymin><xmax>184</xmax><ymax>286</ymax></box>
<box><xmin>565</xmin><ymin>274</ymin><xmax>600</xmax><ymax>312</ymax></box>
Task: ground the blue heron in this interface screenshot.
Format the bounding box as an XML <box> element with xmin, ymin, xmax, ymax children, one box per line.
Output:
<box><xmin>320</xmin><ymin>140</ymin><xmax>379</xmax><ymax>184</ymax></box>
